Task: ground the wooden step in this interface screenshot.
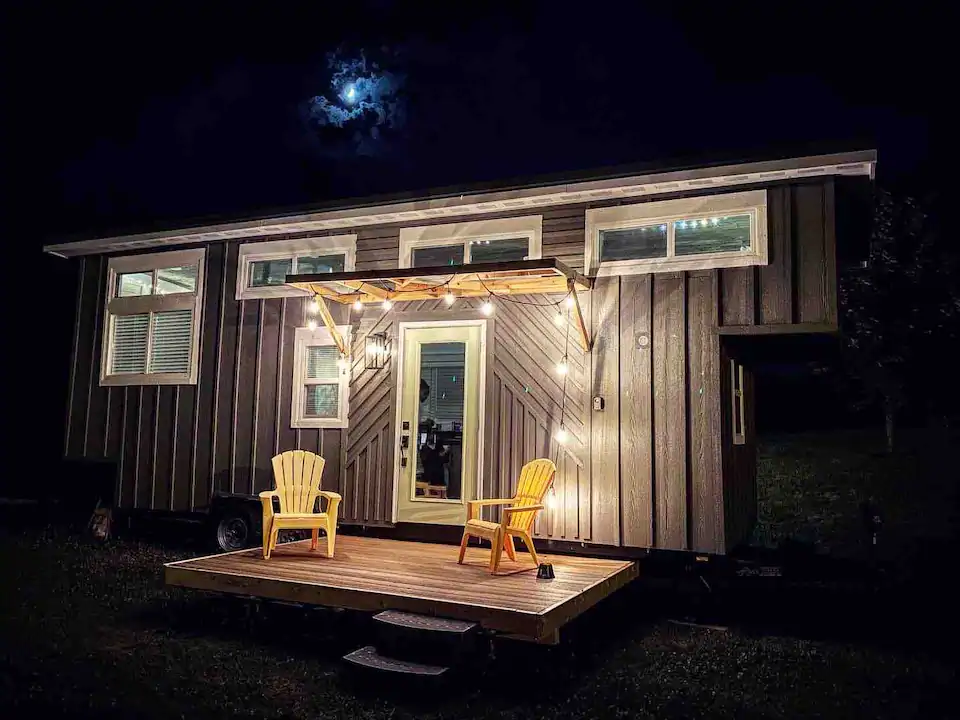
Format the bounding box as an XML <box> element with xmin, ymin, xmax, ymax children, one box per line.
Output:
<box><xmin>373</xmin><ymin>610</ymin><xmax>477</xmax><ymax>634</ymax></box>
<box><xmin>343</xmin><ymin>646</ymin><xmax>448</xmax><ymax>676</ymax></box>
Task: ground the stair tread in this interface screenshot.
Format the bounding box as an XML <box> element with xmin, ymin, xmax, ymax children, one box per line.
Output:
<box><xmin>343</xmin><ymin>646</ymin><xmax>448</xmax><ymax>676</ymax></box>
<box><xmin>373</xmin><ymin>610</ymin><xmax>477</xmax><ymax>634</ymax></box>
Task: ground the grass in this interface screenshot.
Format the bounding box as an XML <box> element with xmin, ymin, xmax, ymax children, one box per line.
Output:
<box><xmin>2</xmin><ymin>522</ymin><xmax>956</xmax><ymax>719</ymax></box>
<box><xmin>2</xmin><ymin>428</ymin><xmax>957</xmax><ymax>718</ymax></box>
<box><xmin>751</xmin><ymin>427</ymin><xmax>958</xmax><ymax>568</ymax></box>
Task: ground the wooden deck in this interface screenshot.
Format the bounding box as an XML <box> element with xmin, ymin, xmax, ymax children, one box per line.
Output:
<box><xmin>164</xmin><ymin>535</ymin><xmax>637</xmax><ymax>639</ymax></box>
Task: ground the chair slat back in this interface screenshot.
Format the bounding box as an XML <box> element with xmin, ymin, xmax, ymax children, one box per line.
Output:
<box><xmin>271</xmin><ymin>450</ymin><xmax>325</xmax><ymax>514</ymax></box>
<box><xmin>507</xmin><ymin>458</ymin><xmax>556</xmax><ymax>532</ymax></box>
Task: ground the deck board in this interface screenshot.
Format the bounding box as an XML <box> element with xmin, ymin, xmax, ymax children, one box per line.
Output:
<box><xmin>165</xmin><ymin>535</ymin><xmax>637</xmax><ymax>638</ymax></box>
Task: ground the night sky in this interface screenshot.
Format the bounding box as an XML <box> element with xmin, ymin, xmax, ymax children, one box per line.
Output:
<box><xmin>8</xmin><ymin>2</ymin><xmax>943</xmax><ymax>245</ymax></box>
<box><xmin>4</xmin><ymin>2</ymin><xmax>944</xmax><ymax>450</ymax></box>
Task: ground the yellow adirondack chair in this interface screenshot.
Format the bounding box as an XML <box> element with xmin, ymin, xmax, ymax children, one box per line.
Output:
<box><xmin>458</xmin><ymin>458</ymin><xmax>556</xmax><ymax>573</ymax></box>
<box><xmin>259</xmin><ymin>450</ymin><xmax>342</xmax><ymax>559</ymax></box>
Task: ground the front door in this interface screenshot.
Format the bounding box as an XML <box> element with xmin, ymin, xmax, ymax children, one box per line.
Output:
<box><xmin>395</xmin><ymin>322</ymin><xmax>485</xmax><ymax>525</ymax></box>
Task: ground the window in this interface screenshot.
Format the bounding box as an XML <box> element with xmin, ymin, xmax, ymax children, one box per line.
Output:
<box><xmin>101</xmin><ymin>249</ymin><xmax>205</xmax><ymax>386</ymax></box>
<box><xmin>585</xmin><ymin>190</ymin><xmax>767</xmax><ymax>276</ymax></box>
<box><xmin>399</xmin><ymin>216</ymin><xmax>542</xmax><ymax>269</ymax></box>
<box><xmin>236</xmin><ymin>235</ymin><xmax>356</xmax><ymax>300</ymax></box>
<box><xmin>291</xmin><ymin>326</ymin><xmax>350</xmax><ymax>428</ymax></box>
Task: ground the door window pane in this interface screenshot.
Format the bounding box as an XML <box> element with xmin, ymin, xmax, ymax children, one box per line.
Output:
<box><xmin>599</xmin><ymin>224</ymin><xmax>668</xmax><ymax>262</ymax></box>
<box><xmin>411</xmin><ymin>245</ymin><xmax>464</xmax><ymax>268</ymax></box>
<box><xmin>416</xmin><ymin>342</ymin><xmax>465</xmax><ymax>501</ymax></box>
<box><xmin>117</xmin><ymin>272</ymin><xmax>153</xmax><ymax>297</ymax></box>
<box><xmin>675</xmin><ymin>215</ymin><xmax>751</xmax><ymax>256</ymax></box>
<box><xmin>469</xmin><ymin>237</ymin><xmax>529</xmax><ymax>263</ymax></box>
<box><xmin>156</xmin><ymin>265</ymin><xmax>198</xmax><ymax>294</ymax></box>
<box><xmin>296</xmin><ymin>254</ymin><xmax>346</xmax><ymax>274</ymax></box>
<box><xmin>249</xmin><ymin>258</ymin><xmax>293</xmax><ymax>287</ymax></box>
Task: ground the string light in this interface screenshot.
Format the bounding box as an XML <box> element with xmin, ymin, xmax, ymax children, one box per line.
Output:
<box><xmin>554</xmin><ymin>426</ymin><xmax>569</xmax><ymax>444</ymax></box>
<box><xmin>382</xmin><ymin>299</ymin><xmax>394</xmax><ymax>312</ymax></box>
<box><xmin>480</xmin><ymin>297</ymin><xmax>495</xmax><ymax>316</ymax></box>
<box><xmin>556</xmin><ymin>357</ymin><xmax>569</xmax><ymax>376</ymax></box>
<box><xmin>554</xmin><ymin>309</ymin><xmax>565</xmax><ymax>327</ymax></box>
<box><xmin>336</xmin><ymin>353</ymin><xmax>349</xmax><ymax>372</ymax></box>
<box><xmin>443</xmin><ymin>289</ymin><xmax>456</xmax><ymax>306</ymax></box>
<box><xmin>307</xmin><ymin>297</ymin><xmax>320</xmax><ymax>314</ymax></box>
<box><xmin>307</xmin><ymin>318</ymin><xmax>318</xmax><ymax>331</ymax></box>
<box><xmin>352</xmin><ymin>296</ymin><xmax>363</xmax><ymax>312</ymax></box>
<box><xmin>563</xmin><ymin>294</ymin><xmax>575</xmax><ymax>310</ymax></box>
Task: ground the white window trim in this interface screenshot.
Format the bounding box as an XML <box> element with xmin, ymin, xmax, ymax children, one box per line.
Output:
<box><xmin>100</xmin><ymin>248</ymin><xmax>205</xmax><ymax>386</ymax></box>
<box><xmin>398</xmin><ymin>215</ymin><xmax>542</xmax><ymax>268</ymax></box>
<box><xmin>291</xmin><ymin>325</ymin><xmax>351</xmax><ymax>429</ymax></box>
<box><xmin>236</xmin><ymin>234</ymin><xmax>357</xmax><ymax>300</ymax></box>
<box><xmin>584</xmin><ymin>190</ymin><xmax>768</xmax><ymax>277</ymax></box>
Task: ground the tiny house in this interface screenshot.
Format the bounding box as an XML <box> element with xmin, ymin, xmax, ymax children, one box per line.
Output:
<box><xmin>47</xmin><ymin>151</ymin><xmax>875</xmax><ymax>558</ymax></box>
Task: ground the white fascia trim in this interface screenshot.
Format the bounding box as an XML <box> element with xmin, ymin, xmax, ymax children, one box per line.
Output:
<box><xmin>398</xmin><ymin>215</ymin><xmax>542</xmax><ymax>268</ymax></box>
<box><xmin>236</xmin><ymin>234</ymin><xmax>357</xmax><ymax>300</ymax></box>
<box><xmin>43</xmin><ymin>151</ymin><xmax>876</xmax><ymax>257</ymax></box>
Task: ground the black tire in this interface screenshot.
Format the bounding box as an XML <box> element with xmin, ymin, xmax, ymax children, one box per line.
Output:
<box><xmin>214</xmin><ymin>509</ymin><xmax>253</xmax><ymax>552</ymax></box>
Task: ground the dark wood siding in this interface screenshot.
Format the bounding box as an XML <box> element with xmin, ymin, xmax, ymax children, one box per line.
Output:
<box><xmin>719</xmin><ymin>181</ymin><xmax>839</xmax><ymax>333</ymax></box>
<box><xmin>720</xmin><ymin>344</ymin><xmax>758</xmax><ymax>551</ymax></box>
<box><xmin>63</xmin><ymin>177</ymin><xmax>837</xmax><ymax>554</ymax></box>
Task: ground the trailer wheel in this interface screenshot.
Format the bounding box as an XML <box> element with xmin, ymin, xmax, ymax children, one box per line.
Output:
<box><xmin>215</xmin><ymin>510</ymin><xmax>253</xmax><ymax>552</ymax></box>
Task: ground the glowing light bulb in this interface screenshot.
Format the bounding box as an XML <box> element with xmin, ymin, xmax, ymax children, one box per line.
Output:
<box><xmin>480</xmin><ymin>298</ymin><xmax>494</xmax><ymax>316</ymax></box>
<box><xmin>443</xmin><ymin>290</ymin><xmax>456</xmax><ymax>306</ymax></box>
<box><xmin>382</xmin><ymin>299</ymin><xmax>393</xmax><ymax>312</ymax></box>
<box><xmin>546</xmin><ymin>486</ymin><xmax>558</xmax><ymax>509</ymax></box>
<box><xmin>307</xmin><ymin>298</ymin><xmax>320</xmax><ymax>314</ymax></box>
<box><xmin>554</xmin><ymin>427</ymin><xmax>569</xmax><ymax>444</ymax></box>
<box><xmin>564</xmin><ymin>295</ymin><xmax>575</xmax><ymax>310</ymax></box>
<box><xmin>554</xmin><ymin>310</ymin><xmax>565</xmax><ymax>327</ymax></box>
<box><xmin>556</xmin><ymin>358</ymin><xmax>569</xmax><ymax>376</ymax></box>
<box><xmin>352</xmin><ymin>297</ymin><xmax>363</xmax><ymax>311</ymax></box>
<box><xmin>307</xmin><ymin>319</ymin><xmax>318</xmax><ymax>332</ymax></box>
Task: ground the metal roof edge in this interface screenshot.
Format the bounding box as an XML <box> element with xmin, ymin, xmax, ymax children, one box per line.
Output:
<box><xmin>44</xmin><ymin>150</ymin><xmax>876</xmax><ymax>258</ymax></box>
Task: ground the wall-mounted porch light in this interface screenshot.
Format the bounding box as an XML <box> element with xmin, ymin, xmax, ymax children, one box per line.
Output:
<box><xmin>365</xmin><ymin>332</ymin><xmax>390</xmax><ymax>370</ymax></box>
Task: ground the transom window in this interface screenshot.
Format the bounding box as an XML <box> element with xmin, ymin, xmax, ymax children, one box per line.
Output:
<box><xmin>291</xmin><ymin>326</ymin><xmax>350</xmax><ymax>428</ymax></box>
<box><xmin>101</xmin><ymin>249</ymin><xmax>205</xmax><ymax>386</ymax></box>
<box><xmin>399</xmin><ymin>216</ymin><xmax>542</xmax><ymax>269</ymax></box>
<box><xmin>237</xmin><ymin>235</ymin><xmax>356</xmax><ymax>300</ymax></box>
<box><xmin>585</xmin><ymin>190</ymin><xmax>767</xmax><ymax>276</ymax></box>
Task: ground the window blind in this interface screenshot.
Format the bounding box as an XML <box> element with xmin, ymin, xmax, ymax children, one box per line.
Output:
<box><xmin>111</xmin><ymin>314</ymin><xmax>149</xmax><ymax>374</ymax></box>
<box><xmin>149</xmin><ymin>309</ymin><xmax>193</xmax><ymax>374</ymax></box>
<box><xmin>306</xmin><ymin>346</ymin><xmax>340</xmax><ymax>381</ymax></box>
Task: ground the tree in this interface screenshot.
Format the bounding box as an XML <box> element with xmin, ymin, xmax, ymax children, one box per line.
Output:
<box><xmin>838</xmin><ymin>188</ymin><xmax>957</xmax><ymax>451</ymax></box>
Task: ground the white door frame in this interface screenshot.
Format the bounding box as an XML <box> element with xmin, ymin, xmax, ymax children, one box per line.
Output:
<box><xmin>391</xmin><ymin>319</ymin><xmax>488</xmax><ymax>523</ymax></box>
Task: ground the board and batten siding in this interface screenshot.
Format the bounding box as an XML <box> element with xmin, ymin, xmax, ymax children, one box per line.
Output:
<box><xmin>63</xmin><ymin>179</ymin><xmax>839</xmax><ymax>555</ymax></box>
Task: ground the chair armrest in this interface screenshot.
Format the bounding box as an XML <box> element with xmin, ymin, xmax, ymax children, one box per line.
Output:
<box><xmin>259</xmin><ymin>491</ymin><xmax>279</xmax><ymax>522</ymax></box>
<box><xmin>466</xmin><ymin>498</ymin><xmax>514</xmax><ymax>520</ymax></box>
<box><xmin>501</xmin><ymin>504</ymin><xmax>544</xmax><ymax>527</ymax></box>
<box><xmin>318</xmin><ymin>491</ymin><xmax>342</xmax><ymax>520</ymax></box>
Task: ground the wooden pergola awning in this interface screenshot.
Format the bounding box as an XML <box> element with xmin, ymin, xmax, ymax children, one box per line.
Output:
<box><xmin>287</xmin><ymin>258</ymin><xmax>594</xmax><ymax>351</ymax></box>
<box><xmin>286</xmin><ymin>258</ymin><xmax>592</xmax><ymax>303</ymax></box>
